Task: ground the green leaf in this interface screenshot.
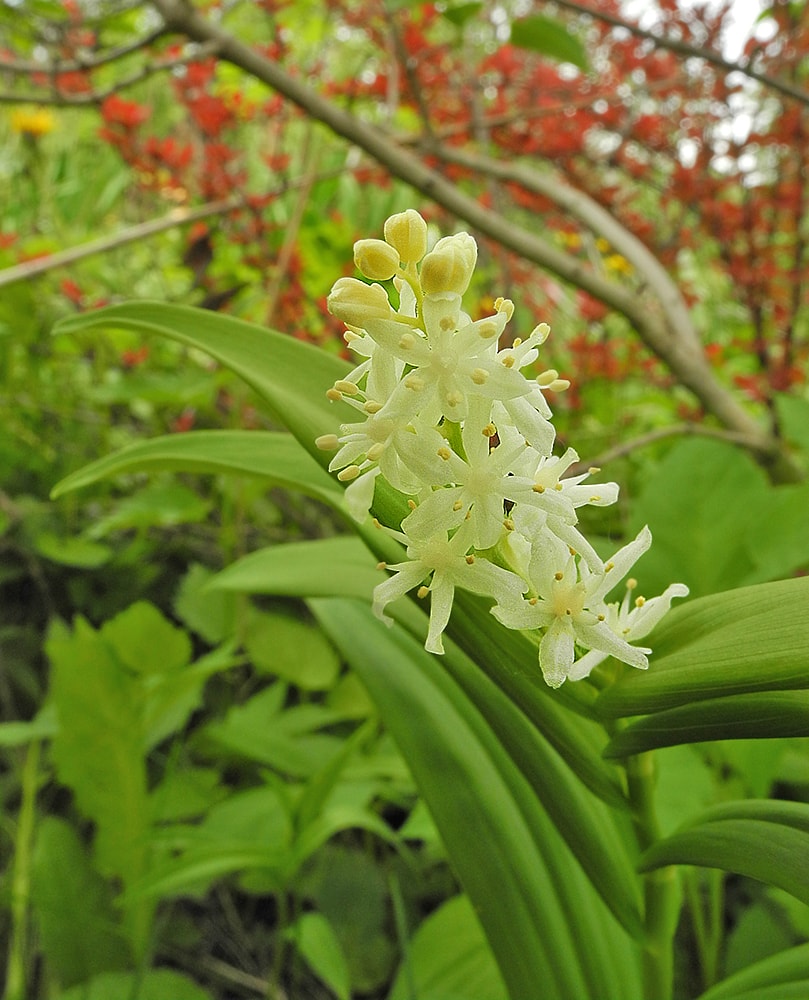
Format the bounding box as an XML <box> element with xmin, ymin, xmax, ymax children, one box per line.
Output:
<box><xmin>51</xmin><ymin>430</ymin><xmax>342</xmax><ymax>509</ymax></box>
<box><xmin>208</xmin><ymin>536</ymin><xmax>381</xmax><ymax>599</ymax></box>
<box><xmin>286</xmin><ymin>912</ymin><xmax>351</xmax><ymax>1000</ymax></box>
<box><xmin>245</xmin><ymin>607</ymin><xmax>341</xmax><ymax>690</ymax></box>
<box><xmin>628</xmin><ymin>439</ymin><xmax>768</xmax><ymax>598</ymax></box>
<box><xmin>442</xmin><ymin>2</ymin><xmax>482</xmax><ymax>28</ymax></box>
<box><xmin>312</xmin><ymin>598</ymin><xmax>643</xmax><ymax>1000</ymax></box>
<box><xmin>388</xmin><ymin>895</ymin><xmax>508</xmax><ymax>1000</ymax></box>
<box><xmin>31</xmin><ymin>817</ymin><xmax>132</xmax><ymax>987</ymax></box>
<box><xmin>639</xmin><ymin>800</ymin><xmax>809</xmax><ymax>906</ymax></box>
<box><xmin>510</xmin><ymin>15</ymin><xmax>588</xmax><ymax>70</ymax></box>
<box><xmin>103</xmin><ymin>600</ymin><xmax>191</xmax><ymax>677</ymax></box>
<box><xmin>53</xmin><ymin>302</ymin><xmax>354</xmax><ymax>464</ymax></box>
<box><xmin>86</xmin><ymin>482</ymin><xmax>210</xmax><ymax>538</ymax></box>
<box><xmin>60</xmin><ymin>969</ymin><xmax>214</xmax><ymax>1000</ymax></box>
<box><xmin>698</xmin><ymin>943</ymin><xmax>809</xmax><ymax>1000</ymax></box>
<box><xmin>32</xmin><ymin>533</ymin><xmax>112</xmax><ymax>568</ymax></box>
<box><xmin>596</xmin><ymin>577</ymin><xmax>809</xmax><ymax>718</ymax></box>
<box><xmin>0</xmin><ymin>706</ymin><xmax>57</xmax><ymax>746</ymax></box>
<box><xmin>604</xmin><ymin>691</ymin><xmax>809</xmax><ymax>757</ymax></box>
<box><xmin>174</xmin><ymin>563</ymin><xmax>237</xmax><ymax>644</ymax></box>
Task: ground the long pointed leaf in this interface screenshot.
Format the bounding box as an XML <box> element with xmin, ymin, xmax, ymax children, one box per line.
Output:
<box><xmin>697</xmin><ymin>943</ymin><xmax>809</xmax><ymax>1000</ymax></box>
<box><xmin>54</xmin><ymin>302</ymin><xmax>354</xmax><ymax>461</ymax></box>
<box><xmin>312</xmin><ymin>598</ymin><xmax>642</xmax><ymax>1000</ymax></box>
<box><xmin>51</xmin><ymin>430</ymin><xmax>342</xmax><ymax>506</ymax></box>
<box><xmin>604</xmin><ymin>691</ymin><xmax>809</xmax><ymax>757</ymax></box>
<box><xmin>639</xmin><ymin>800</ymin><xmax>809</xmax><ymax>906</ymax></box>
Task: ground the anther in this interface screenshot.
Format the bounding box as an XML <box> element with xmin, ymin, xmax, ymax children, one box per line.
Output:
<box><xmin>465</xmin><ymin>554</ymin><xmax>475</xmax><ymax>565</ymax></box>
<box><xmin>417</xmin><ymin>586</ymin><xmax>430</xmax><ymax>599</ymax></box>
<box><xmin>326</xmin><ymin>388</ymin><xmax>343</xmax><ymax>401</ymax></box>
<box><xmin>337</xmin><ymin>465</ymin><xmax>361</xmax><ymax>481</ymax></box>
<box><xmin>334</xmin><ymin>380</ymin><xmax>359</xmax><ymax>395</ymax></box>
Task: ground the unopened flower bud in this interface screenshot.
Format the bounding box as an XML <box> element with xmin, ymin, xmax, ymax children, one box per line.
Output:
<box><xmin>327</xmin><ymin>277</ymin><xmax>391</xmax><ymax>327</ymax></box>
<box><xmin>420</xmin><ymin>232</ymin><xmax>478</xmax><ymax>296</ymax></box>
<box><xmin>354</xmin><ymin>239</ymin><xmax>400</xmax><ymax>281</ymax></box>
<box><xmin>384</xmin><ymin>209</ymin><xmax>428</xmax><ymax>263</ymax></box>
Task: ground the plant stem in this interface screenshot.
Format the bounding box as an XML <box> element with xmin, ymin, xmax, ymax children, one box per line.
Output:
<box><xmin>625</xmin><ymin>751</ymin><xmax>680</xmax><ymax>1000</ymax></box>
<box><xmin>4</xmin><ymin>741</ymin><xmax>40</xmax><ymax>1000</ymax></box>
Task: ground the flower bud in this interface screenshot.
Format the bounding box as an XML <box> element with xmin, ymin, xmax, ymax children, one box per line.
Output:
<box><xmin>354</xmin><ymin>239</ymin><xmax>400</xmax><ymax>281</ymax></box>
<box><xmin>384</xmin><ymin>209</ymin><xmax>428</xmax><ymax>263</ymax></box>
<box><xmin>327</xmin><ymin>277</ymin><xmax>392</xmax><ymax>327</ymax></box>
<box><xmin>419</xmin><ymin>232</ymin><xmax>478</xmax><ymax>296</ymax></box>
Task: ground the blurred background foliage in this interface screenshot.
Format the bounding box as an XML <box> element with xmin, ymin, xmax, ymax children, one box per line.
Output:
<box><xmin>1</xmin><ymin>0</ymin><xmax>809</xmax><ymax>997</ymax></box>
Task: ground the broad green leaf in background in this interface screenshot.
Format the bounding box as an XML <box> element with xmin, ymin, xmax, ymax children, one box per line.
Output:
<box><xmin>312</xmin><ymin>598</ymin><xmax>643</xmax><ymax>1000</ymax></box>
<box><xmin>628</xmin><ymin>438</ymin><xmax>809</xmax><ymax>595</ymax></box>
<box><xmin>388</xmin><ymin>895</ymin><xmax>508</xmax><ymax>1000</ymax></box>
<box><xmin>285</xmin><ymin>911</ymin><xmax>351</xmax><ymax>1000</ymax></box>
<box><xmin>639</xmin><ymin>800</ymin><xmax>809</xmax><ymax>906</ymax></box>
<box><xmin>596</xmin><ymin>577</ymin><xmax>809</xmax><ymax>718</ymax></box>
<box><xmin>59</xmin><ymin>969</ymin><xmax>214</xmax><ymax>1000</ymax></box>
<box><xmin>510</xmin><ymin>14</ymin><xmax>589</xmax><ymax>70</ymax></box>
<box><xmin>30</xmin><ymin>817</ymin><xmax>132</xmax><ymax>988</ymax></box>
<box><xmin>244</xmin><ymin>606</ymin><xmax>342</xmax><ymax>690</ymax></box>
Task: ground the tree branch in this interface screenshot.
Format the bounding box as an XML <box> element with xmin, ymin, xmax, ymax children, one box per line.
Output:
<box><xmin>550</xmin><ymin>0</ymin><xmax>809</xmax><ymax>109</ymax></box>
<box><xmin>138</xmin><ymin>0</ymin><xmax>787</xmax><ymax>466</ymax></box>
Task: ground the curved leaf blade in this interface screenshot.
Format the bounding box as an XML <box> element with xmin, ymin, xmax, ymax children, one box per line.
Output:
<box><xmin>639</xmin><ymin>801</ymin><xmax>809</xmax><ymax>906</ymax></box>
<box><xmin>604</xmin><ymin>691</ymin><xmax>809</xmax><ymax>757</ymax></box>
<box><xmin>312</xmin><ymin>598</ymin><xmax>642</xmax><ymax>1000</ymax></box>
<box><xmin>53</xmin><ymin>302</ymin><xmax>353</xmax><ymax>461</ymax></box>
<box><xmin>51</xmin><ymin>430</ymin><xmax>342</xmax><ymax>506</ymax></box>
<box><xmin>697</xmin><ymin>943</ymin><xmax>809</xmax><ymax>1000</ymax></box>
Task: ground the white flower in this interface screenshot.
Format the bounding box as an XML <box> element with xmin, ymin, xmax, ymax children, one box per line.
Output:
<box><xmin>491</xmin><ymin>527</ymin><xmax>658</xmax><ymax>688</ymax></box>
<box><xmin>373</xmin><ymin>520</ymin><xmax>527</xmax><ymax>654</ymax></box>
<box><xmin>568</xmin><ymin>580</ymin><xmax>690</xmax><ymax>681</ymax></box>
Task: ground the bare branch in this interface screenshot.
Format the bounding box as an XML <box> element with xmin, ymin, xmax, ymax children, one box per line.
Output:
<box><xmin>0</xmin><ymin>26</ymin><xmax>167</xmax><ymax>75</ymax></box>
<box><xmin>568</xmin><ymin>423</ymin><xmax>771</xmax><ymax>476</ymax></box>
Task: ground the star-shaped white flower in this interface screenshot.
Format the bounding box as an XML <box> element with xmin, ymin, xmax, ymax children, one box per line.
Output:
<box><xmin>491</xmin><ymin>526</ymin><xmax>658</xmax><ymax>688</ymax></box>
<box><xmin>373</xmin><ymin>521</ymin><xmax>527</xmax><ymax>654</ymax></box>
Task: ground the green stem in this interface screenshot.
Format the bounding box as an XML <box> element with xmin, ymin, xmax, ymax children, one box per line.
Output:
<box><xmin>625</xmin><ymin>751</ymin><xmax>679</xmax><ymax>1000</ymax></box>
<box><xmin>4</xmin><ymin>741</ymin><xmax>40</xmax><ymax>1000</ymax></box>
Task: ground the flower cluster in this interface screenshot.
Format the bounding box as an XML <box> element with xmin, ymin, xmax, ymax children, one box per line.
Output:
<box><xmin>318</xmin><ymin>210</ymin><xmax>687</xmax><ymax>688</ymax></box>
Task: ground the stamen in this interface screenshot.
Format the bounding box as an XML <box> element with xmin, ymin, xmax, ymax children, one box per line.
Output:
<box><xmin>376</xmin><ymin>561</ymin><xmax>387</xmax><ymax>570</ymax></box>
<box><xmin>315</xmin><ymin>434</ymin><xmax>340</xmax><ymax>451</ymax></box>
<box><xmin>334</xmin><ymin>379</ymin><xmax>359</xmax><ymax>395</ymax></box>
<box><xmin>465</xmin><ymin>554</ymin><xmax>475</xmax><ymax>565</ymax></box>
<box><xmin>337</xmin><ymin>465</ymin><xmax>361</xmax><ymax>481</ymax></box>
<box><xmin>326</xmin><ymin>388</ymin><xmax>343</xmax><ymax>401</ymax></box>
<box><xmin>364</xmin><ymin>400</ymin><xmax>383</xmax><ymax>414</ymax></box>
<box><xmin>471</xmin><ymin>367</ymin><xmax>489</xmax><ymax>385</ymax></box>
<box><xmin>437</xmin><ymin>446</ymin><xmax>451</xmax><ymax>460</ymax></box>
<box><xmin>417</xmin><ymin>585</ymin><xmax>430</xmax><ymax>599</ymax></box>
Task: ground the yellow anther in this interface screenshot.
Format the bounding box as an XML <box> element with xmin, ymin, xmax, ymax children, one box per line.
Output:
<box><xmin>482</xmin><ymin>423</ymin><xmax>497</xmax><ymax>437</ymax></box>
<box><xmin>536</xmin><ymin>369</ymin><xmax>559</xmax><ymax>387</ymax></box>
<box><xmin>598</xmin><ymin>614</ymin><xmax>606</xmax><ymax>621</ymax></box>
<box><xmin>404</xmin><ymin>374</ymin><xmax>424</xmax><ymax>390</ymax></box>
<box><xmin>478</xmin><ymin>320</ymin><xmax>498</xmax><ymax>338</ymax></box>
<box><xmin>533</xmin><ymin>484</ymin><xmax>546</xmax><ymax>493</ymax></box>
<box><xmin>496</xmin><ymin>298</ymin><xmax>515</xmax><ymax>320</ymax></box>
<box><xmin>452</xmin><ymin>500</ymin><xmax>463</xmax><ymax>511</ymax></box>
<box><xmin>326</xmin><ymin>388</ymin><xmax>343</xmax><ymax>401</ymax></box>
<box><xmin>626</xmin><ymin>577</ymin><xmax>637</xmax><ymax>590</ymax></box>
<box><xmin>407</xmin><ymin>499</ymin><xmax>417</xmax><ymax>510</ymax></box>
<box><xmin>549</xmin><ymin>378</ymin><xmax>571</xmax><ymax>392</ymax></box>
<box><xmin>376</xmin><ymin>561</ymin><xmax>387</xmax><ymax>570</ymax></box>
<box><xmin>446</xmin><ymin>391</ymin><xmax>464</xmax><ymax>407</ymax></box>
<box><xmin>315</xmin><ymin>434</ymin><xmax>340</xmax><ymax>451</ymax></box>
<box><xmin>334</xmin><ymin>379</ymin><xmax>360</xmax><ymax>395</ymax></box>
<box><xmin>503</xmin><ymin>518</ymin><xmax>515</xmax><ymax>531</ymax></box>
<box><xmin>568</xmin><ymin>546</ymin><xmax>577</xmax><ymax>555</ymax></box>
<box><xmin>605</xmin><ymin>561</ymin><xmax>615</xmax><ymax>572</ymax></box>
<box><xmin>367</xmin><ymin>443</ymin><xmax>385</xmax><ymax>461</ymax></box>
<box><xmin>437</xmin><ymin>446</ymin><xmax>451</xmax><ymax>460</ymax></box>
<box><xmin>500</xmin><ymin>355</ymin><xmax>516</xmax><ymax>369</ymax></box>
<box><xmin>635</xmin><ymin>596</ymin><xmax>646</xmax><ymax>607</ymax></box>
<box><xmin>465</xmin><ymin>554</ymin><xmax>475</xmax><ymax>565</ymax></box>
<box><xmin>417</xmin><ymin>585</ymin><xmax>430</xmax><ymax>598</ymax></box>
<box><xmin>364</xmin><ymin>400</ymin><xmax>383</xmax><ymax>414</ymax></box>
<box><xmin>471</xmin><ymin>367</ymin><xmax>489</xmax><ymax>385</ymax></box>
<box><xmin>372</xmin><ymin>517</ymin><xmax>382</xmax><ymax>528</ymax></box>
<box><xmin>554</xmin><ymin>571</ymin><xmax>564</xmax><ymax>581</ymax></box>
<box><xmin>589</xmin><ymin>495</ymin><xmax>601</xmax><ymax>502</ymax></box>
<box><xmin>337</xmin><ymin>464</ymin><xmax>361</xmax><ymax>482</ymax></box>
<box><xmin>440</xmin><ymin>316</ymin><xmax>455</xmax><ymax>332</ymax></box>
<box><xmin>399</xmin><ymin>333</ymin><xmax>415</xmax><ymax>349</ymax></box>
<box><xmin>553</xmin><ymin>483</ymin><xmax>563</xmax><ymax>491</ymax></box>
<box><xmin>589</xmin><ymin>466</ymin><xmax>601</xmax><ymax>474</ymax></box>
<box><xmin>513</xmin><ymin>337</ymin><xmax>522</xmax><ymax>347</ymax></box>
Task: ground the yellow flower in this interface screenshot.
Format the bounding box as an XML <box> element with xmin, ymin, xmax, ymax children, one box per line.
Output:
<box><xmin>604</xmin><ymin>253</ymin><xmax>633</xmax><ymax>275</ymax></box>
<box><xmin>10</xmin><ymin>107</ymin><xmax>56</xmax><ymax>138</ymax></box>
